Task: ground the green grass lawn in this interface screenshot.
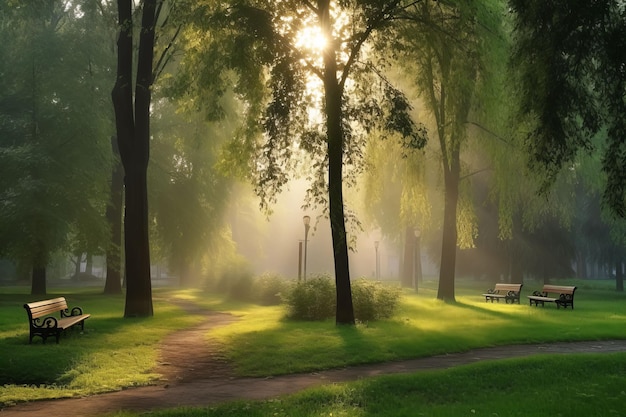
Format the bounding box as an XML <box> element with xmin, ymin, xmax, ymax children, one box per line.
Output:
<box><xmin>0</xmin><ymin>288</ymin><xmax>206</xmax><ymax>405</ymax></box>
<box><xmin>1</xmin><ymin>278</ymin><xmax>625</xmax><ymax>413</ymax></box>
<box><xmin>206</xmin><ymin>278</ymin><xmax>626</xmax><ymax>376</ymax></box>
<box><xmin>112</xmin><ymin>353</ymin><xmax>626</xmax><ymax>417</ymax></box>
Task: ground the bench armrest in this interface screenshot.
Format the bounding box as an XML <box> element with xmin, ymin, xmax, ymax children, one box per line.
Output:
<box><xmin>61</xmin><ymin>306</ymin><xmax>85</xmax><ymax>318</ymax></box>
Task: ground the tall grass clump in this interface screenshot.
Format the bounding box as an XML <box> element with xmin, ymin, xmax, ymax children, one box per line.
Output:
<box><xmin>283</xmin><ymin>275</ymin><xmax>401</xmax><ymax>321</ymax></box>
<box><xmin>351</xmin><ymin>278</ymin><xmax>401</xmax><ymax>321</ymax></box>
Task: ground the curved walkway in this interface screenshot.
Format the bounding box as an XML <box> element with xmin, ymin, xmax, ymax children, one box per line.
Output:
<box><xmin>2</xmin><ymin>303</ymin><xmax>626</xmax><ymax>417</ymax></box>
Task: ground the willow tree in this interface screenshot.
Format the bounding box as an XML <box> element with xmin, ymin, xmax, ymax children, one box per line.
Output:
<box><xmin>362</xmin><ymin>135</ymin><xmax>432</xmax><ymax>290</ymax></box>
<box><xmin>177</xmin><ymin>1</ymin><xmax>426</xmax><ymax>324</ymax></box>
<box><xmin>393</xmin><ymin>0</ymin><xmax>506</xmax><ymax>301</ymax></box>
<box><xmin>510</xmin><ymin>0</ymin><xmax>626</xmax><ymax>218</ymax></box>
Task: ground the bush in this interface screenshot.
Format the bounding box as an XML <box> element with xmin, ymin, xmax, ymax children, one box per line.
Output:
<box><xmin>282</xmin><ymin>276</ymin><xmax>401</xmax><ymax>322</ymax></box>
<box><xmin>252</xmin><ymin>273</ymin><xmax>292</xmax><ymax>306</ymax></box>
<box><xmin>283</xmin><ymin>274</ymin><xmax>336</xmax><ymax>320</ymax></box>
<box><xmin>351</xmin><ymin>279</ymin><xmax>401</xmax><ymax>321</ymax></box>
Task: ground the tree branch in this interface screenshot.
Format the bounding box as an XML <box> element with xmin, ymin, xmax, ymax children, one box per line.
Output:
<box><xmin>153</xmin><ymin>25</ymin><xmax>182</xmax><ymax>83</ymax></box>
<box><xmin>460</xmin><ymin>166</ymin><xmax>491</xmax><ymax>181</ymax></box>
<box><xmin>465</xmin><ymin>121</ymin><xmax>513</xmax><ymax>146</ymax></box>
<box><xmin>340</xmin><ymin>1</ymin><xmax>405</xmax><ymax>89</ymax></box>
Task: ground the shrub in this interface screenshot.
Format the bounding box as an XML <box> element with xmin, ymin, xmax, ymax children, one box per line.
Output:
<box><xmin>352</xmin><ymin>279</ymin><xmax>401</xmax><ymax>321</ymax></box>
<box><xmin>283</xmin><ymin>276</ymin><xmax>401</xmax><ymax>321</ymax></box>
<box><xmin>283</xmin><ymin>274</ymin><xmax>336</xmax><ymax>320</ymax></box>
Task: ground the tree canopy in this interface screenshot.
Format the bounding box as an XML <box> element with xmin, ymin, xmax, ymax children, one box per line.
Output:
<box><xmin>510</xmin><ymin>0</ymin><xmax>626</xmax><ymax>217</ymax></box>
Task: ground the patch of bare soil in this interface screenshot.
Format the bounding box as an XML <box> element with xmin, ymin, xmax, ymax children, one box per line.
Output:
<box><xmin>154</xmin><ymin>302</ymin><xmax>237</xmax><ymax>384</ymax></box>
<box><xmin>2</xmin><ymin>302</ymin><xmax>626</xmax><ymax>417</ymax></box>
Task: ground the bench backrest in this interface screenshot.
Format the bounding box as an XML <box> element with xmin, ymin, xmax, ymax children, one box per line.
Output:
<box><xmin>494</xmin><ymin>283</ymin><xmax>523</xmax><ymax>292</ymax></box>
<box><xmin>541</xmin><ymin>285</ymin><xmax>576</xmax><ymax>295</ymax></box>
<box><xmin>24</xmin><ymin>297</ymin><xmax>69</xmax><ymax>320</ymax></box>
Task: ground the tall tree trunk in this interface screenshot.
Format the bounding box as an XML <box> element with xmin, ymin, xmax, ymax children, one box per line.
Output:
<box><xmin>320</xmin><ymin>0</ymin><xmax>354</xmax><ymax>325</ymax></box>
<box><xmin>85</xmin><ymin>253</ymin><xmax>93</xmax><ymax>276</ymax></box>
<box><xmin>123</xmin><ymin>165</ymin><xmax>152</xmax><ymax>316</ymax></box>
<box><xmin>72</xmin><ymin>252</ymin><xmax>82</xmax><ymax>281</ymax></box>
<box><xmin>31</xmin><ymin>266</ymin><xmax>46</xmax><ymax>295</ymax></box>
<box><xmin>437</xmin><ymin>145</ymin><xmax>459</xmax><ymax>302</ymax></box>
<box><xmin>112</xmin><ymin>0</ymin><xmax>155</xmax><ymax>317</ymax></box>
<box><xmin>401</xmin><ymin>227</ymin><xmax>415</xmax><ymax>288</ymax></box>
<box><xmin>104</xmin><ymin>136</ymin><xmax>124</xmax><ymax>295</ymax></box>
<box><xmin>616</xmin><ymin>259</ymin><xmax>624</xmax><ymax>292</ymax></box>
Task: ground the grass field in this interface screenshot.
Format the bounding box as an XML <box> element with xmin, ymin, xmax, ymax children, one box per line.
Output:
<box><xmin>1</xmin><ymin>278</ymin><xmax>625</xmax><ymax>416</ymax></box>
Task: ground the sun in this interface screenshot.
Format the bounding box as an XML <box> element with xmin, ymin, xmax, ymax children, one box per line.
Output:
<box><xmin>295</xmin><ymin>25</ymin><xmax>328</xmax><ymax>55</ymax></box>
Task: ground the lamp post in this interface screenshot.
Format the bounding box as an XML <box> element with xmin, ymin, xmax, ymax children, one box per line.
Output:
<box><xmin>297</xmin><ymin>240</ymin><xmax>303</xmax><ymax>282</ymax></box>
<box><xmin>374</xmin><ymin>240</ymin><xmax>380</xmax><ymax>280</ymax></box>
<box><xmin>414</xmin><ymin>228</ymin><xmax>422</xmax><ymax>291</ymax></box>
<box><xmin>303</xmin><ymin>215</ymin><xmax>311</xmax><ymax>281</ymax></box>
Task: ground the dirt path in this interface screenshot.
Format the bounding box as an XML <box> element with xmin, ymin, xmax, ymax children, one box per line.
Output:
<box><xmin>2</xmin><ymin>303</ymin><xmax>626</xmax><ymax>417</ymax></box>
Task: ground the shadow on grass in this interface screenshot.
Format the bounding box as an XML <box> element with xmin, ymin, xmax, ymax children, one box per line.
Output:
<box><xmin>0</xmin><ymin>310</ymin><xmax>165</xmax><ymax>386</ymax></box>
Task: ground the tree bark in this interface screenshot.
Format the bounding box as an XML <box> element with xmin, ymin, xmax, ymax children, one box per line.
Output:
<box><xmin>104</xmin><ymin>136</ymin><xmax>124</xmax><ymax>294</ymax></box>
<box><xmin>401</xmin><ymin>227</ymin><xmax>415</xmax><ymax>288</ymax></box>
<box><xmin>112</xmin><ymin>0</ymin><xmax>155</xmax><ymax>317</ymax></box>
<box><xmin>85</xmin><ymin>253</ymin><xmax>93</xmax><ymax>276</ymax></box>
<box><xmin>616</xmin><ymin>259</ymin><xmax>624</xmax><ymax>292</ymax></box>
<box><xmin>31</xmin><ymin>266</ymin><xmax>46</xmax><ymax>295</ymax></box>
<box><xmin>72</xmin><ymin>252</ymin><xmax>82</xmax><ymax>281</ymax></box>
<box><xmin>320</xmin><ymin>0</ymin><xmax>354</xmax><ymax>325</ymax></box>
<box><xmin>437</xmin><ymin>145</ymin><xmax>459</xmax><ymax>302</ymax></box>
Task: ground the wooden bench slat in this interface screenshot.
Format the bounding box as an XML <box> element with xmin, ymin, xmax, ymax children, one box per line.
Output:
<box><xmin>58</xmin><ymin>314</ymin><xmax>91</xmax><ymax>330</ymax></box>
<box><xmin>29</xmin><ymin>305</ymin><xmax>68</xmax><ymax>319</ymax></box>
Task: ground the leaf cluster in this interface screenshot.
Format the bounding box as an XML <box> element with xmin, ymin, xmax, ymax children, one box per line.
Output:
<box><xmin>172</xmin><ymin>0</ymin><xmax>429</xmax><ymax>216</ymax></box>
<box><xmin>510</xmin><ymin>0</ymin><xmax>626</xmax><ymax>216</ymax></box>
<box><xmin>0</xmin><ymin>0</ymin><xmax>114</xmax><ymax>266</ymax></box>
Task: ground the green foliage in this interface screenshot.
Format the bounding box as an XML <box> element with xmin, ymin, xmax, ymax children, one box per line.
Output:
<box><xmin>283</xmin><ymin>276</ymin><xmax>401</xmax><ymax>321</ymax></box>
<box><xmin>510</xmin><ymin>0</ymin><xmax>626</xmax><ymax>217</ymax></box>
<box><xmin>172</xmin><ymin>1</ymin><xmax>430</xmax><ymax>213</ymax></box>
<box><xmin>283</xmin><ymin>275</ymin><xmax>336</xmax><ymax>321</ymax></box>
<box><xmin>351</xmin><ymin>279</ymin><xmax>401</xmax><ymax>321</ymax></box>
<box><xmin>149</xmin><ymin>99</ymin><xmax>235</xmax><ymax>284</ymax></box>
<box><xmin>0</xmin><ymin>0</ymin><xmax>114</xmax><ymax>270</ymax></box>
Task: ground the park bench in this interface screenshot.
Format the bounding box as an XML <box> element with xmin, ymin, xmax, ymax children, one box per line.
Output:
<box><xmin>527</xmin><ymin>285</ymin><xmax>577</xmax><ymax>309</ymax></box>
<box><xmin>23</xmin><ymin>297</ymin><xmax>90</xmax><ymax>344</ymax></box>
<box><xmin>482</xmin><ymin>283</ymin><xmax>523</xmax><ymax>304</ymax></box>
